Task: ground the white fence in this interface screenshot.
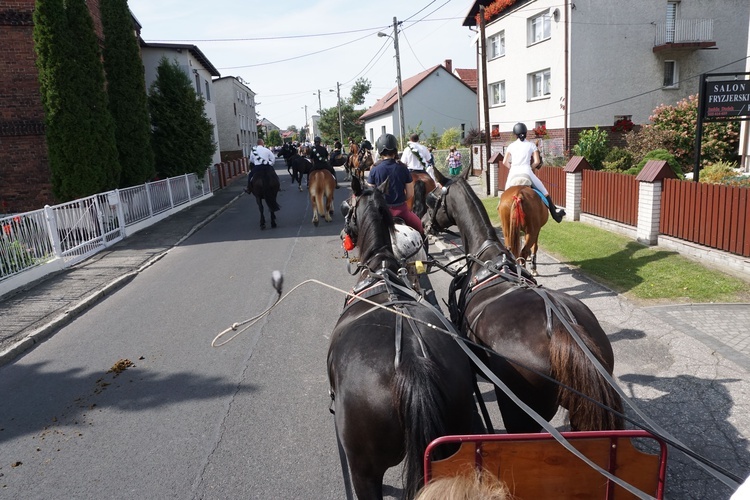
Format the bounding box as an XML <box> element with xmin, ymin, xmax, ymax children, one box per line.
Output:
<box><xmin>1</xmin><ymin>172</ymin><xmax>212</xmax><ymax>297</ymax></box>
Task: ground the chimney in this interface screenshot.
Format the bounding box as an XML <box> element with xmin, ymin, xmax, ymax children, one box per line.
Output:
<box><xmin>444</xmin><ymin>59</ymin><xmax>453</xmax><ymax>73</ymax></box>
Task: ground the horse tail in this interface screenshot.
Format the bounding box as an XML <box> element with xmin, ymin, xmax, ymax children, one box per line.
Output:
<box><xmin>549</xmin><ymin>321</ymin><xmax>624</xmax><ymax>431</ymax></box>
<box><xmin>412</xmin><ymin>180</ymin><xmax>427</xmax><ymax>219</ymax></box>
<box><xmin>394</xmin><ymin>353</ymin><xmax>447</xmax><ymax>500</ymax></box>
<box><xmin>261</xmin><ymin>172</ymin><xmax>281</xmax><ymax>212</ymax></box>
<box><xmin>508</xmin><ymin>195</ymin><xmax>523</xmax><ymax>260</ymax></box>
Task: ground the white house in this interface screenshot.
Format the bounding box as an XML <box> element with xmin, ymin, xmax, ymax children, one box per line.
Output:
<box><xmin>463</xmin><ymin>0</ymin><xmax>750</xmax><ymax>156</ymax></box>
<box><xmin>140</xmin><ymin>42</ymin><xmax>222</xmax><ymax>167</ymax></box>
<box><xmin>212</xmin><ymin>76</ymin><xmax>258</xmax><ymax>161</ymax></box>
<box><xmin>359</xmin><ymin>60</ymin><xmax>477</xmax><ymax>145</ymax></box>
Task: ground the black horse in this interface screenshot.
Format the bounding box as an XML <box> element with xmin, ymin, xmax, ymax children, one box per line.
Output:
<box><xmin>277</xmin><ymin>143</ymin><xmax>311</xmax><ymax>191</ymax></box>
<box><xmin>246</xmin><ymin>167</ymin><xmax>280</xmax><ymax>230</ymax></box>
<box><xmin>328</xmin><ymin>178</ymin><xmax>477</xmax><ymax>500</ymax></box>
<box><xmin>422</xmin><ymin>168</ymin><xmax>623</xmax><ymax>433</ymax></box>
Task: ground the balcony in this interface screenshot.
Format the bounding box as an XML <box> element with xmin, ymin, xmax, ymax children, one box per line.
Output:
<box><xmin>653</xmin><ymin>19</ymin><xmax>716</xmax><ymax>52</ymax></box>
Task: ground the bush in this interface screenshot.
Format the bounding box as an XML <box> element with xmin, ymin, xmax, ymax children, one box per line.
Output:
<box><xmin>439</xmin><ymin>127</ymin><xmax>461</xmax><ymax>149</ymax></box>
<box><xmin>572</xmin><ymin>126</ymin><xmax>609</xmax><ymax>170</ymax></box>
<box><xmin>699</xmin><ymin>161</ymin><xmax>750</xmax><ymax>187</ymax></box>
<box><xmin>462</xmin><ymin>128</ymin><xmax>485</xmax><ymax>147</ymax></box>
<box><xmin>602</xmin><ymin>147</ymin><xmax>634</xmax><ymax>172</ymax></box>
<box><xmin>628</xmin><ymin>149</ymin><xmax>684</xmax><ymax>179</ymax></box>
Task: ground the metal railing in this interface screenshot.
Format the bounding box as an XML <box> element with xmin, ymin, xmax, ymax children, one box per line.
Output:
<box><xmin>1</xmin><ymin>171</ymin><xmax>211</xmax><ymax>283</ymax></box>
<box><xmin>654</xmin><ymin>19</ymin><xmax>714</xmax><ymax>46</ymax></box>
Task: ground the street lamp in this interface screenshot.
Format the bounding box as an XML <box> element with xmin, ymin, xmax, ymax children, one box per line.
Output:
<box><xmin>378</xmin><ymin>17</ymin><xmax>406</xmax><ymax>149</ymax></box>
<box><xmin>330</xmin><ymin>83</ymin><xmax>344</xmax><ymax>143</ymax></box>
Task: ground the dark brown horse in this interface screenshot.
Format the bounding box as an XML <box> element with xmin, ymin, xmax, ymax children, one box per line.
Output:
<box><xmin>423</xmin><ymin>168</ymin><xmax>623</xmax><ymax>433</ymax></box>
<box><xmin>498</xmin><ymin>185</ymin><xmax>549</xmax><ymax>276</ymax></box>
<box><xmin>277</xmin><ymin>143</ymin><xmax>311</xmax><ymax>191</ymax></box>
<box><xmin>328</xmin><ymin>178</ymin><xmax>476</xmax><ymax>500</ymax></box>
<box><xmin>246</xmin><ymin>167</ymin><xmax>280</xmax><ymax>230</ymax></box>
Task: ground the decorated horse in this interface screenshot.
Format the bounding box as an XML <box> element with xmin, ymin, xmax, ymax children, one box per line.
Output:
<box><xmin>423</xmin><ymin>168</ymin><xmax>623</xmax><ymax>433</ymax></box>
<box><xmin>246</xmin><ymin>167</ymin><xmax>280</xmax><ymax>230</ymax></box>
<box><xmin>308</xmin><ymin>168</ymin><xmax>336</xmax><ymax>226</ymax></box>
<box><xmin>328</xmin><ymin>178</ymin><xmax>477</xmax><ymax>500</ymax></box>
<box><xmin>498</xmin><ymin>181</ymin><xmax>549</xmax><ymax>276</ymax></box>
<box><xmin>277</xmin><ymin>143</ymin><xmax>311</xmax><ymax>191</ymax></box>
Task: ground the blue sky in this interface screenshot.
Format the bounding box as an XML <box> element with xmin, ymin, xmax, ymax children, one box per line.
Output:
<box><xmin>128</xmin><ymin>0</ymin><xmax>478</xmax><ymax>129</ymax></box>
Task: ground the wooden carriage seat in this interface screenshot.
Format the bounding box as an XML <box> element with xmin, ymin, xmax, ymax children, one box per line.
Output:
<box><xmin>425</xmin><ymin>430</ymin><xmax>667</xmax><ymax>499</ymax></box>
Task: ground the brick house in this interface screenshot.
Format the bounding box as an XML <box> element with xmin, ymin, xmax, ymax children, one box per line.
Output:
<box><xmin>0</xmin><ymin>0</ymin><xmax>106</xmax><ymax>214</ymax></box>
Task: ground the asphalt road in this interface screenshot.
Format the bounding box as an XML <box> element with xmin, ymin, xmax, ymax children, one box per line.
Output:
<box><xmin>0</xmin><ymin>162</ymin><xmax>748</xmax><ymax>499</ymax></box>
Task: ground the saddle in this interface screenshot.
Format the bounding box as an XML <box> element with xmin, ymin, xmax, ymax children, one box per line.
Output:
<box><xmin>507</xmin><ymin>176</ymin><xmax>549</xmax><ymax>208</ymax></box>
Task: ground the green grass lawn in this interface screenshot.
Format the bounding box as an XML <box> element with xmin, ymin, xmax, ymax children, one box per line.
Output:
<box><xmin>480</xmin><ymin>197</ymin><xmax>750</xmax><ymax>304</ymax></box>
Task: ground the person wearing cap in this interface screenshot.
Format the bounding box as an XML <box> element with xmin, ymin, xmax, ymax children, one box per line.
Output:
<box><xmin>503</xmin><ymin>122</ymin><xmax>565</xmax><ymax>223</ymax></box>
<box><xmin>367</xmin><ymin>133</ymin><xmax>423</xmax><ymax>235</ymax></box>
<box><xmin>308</xmin><ymin>136</ymin><xmax>339</xmax><ymax>188</ymax></box>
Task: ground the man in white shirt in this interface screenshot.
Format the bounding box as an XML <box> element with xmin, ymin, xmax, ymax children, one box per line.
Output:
<box><xmin>246</xmin><ymin>139</ymin><xmax>277</xmax><ymax>189</ymax></box>
<box><xmin>400</xmin><ymin>133</ymin><xmax>437</xmax><ymax>182</ymax></box>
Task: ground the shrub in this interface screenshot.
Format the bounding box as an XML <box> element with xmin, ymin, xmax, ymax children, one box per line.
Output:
<box><xmin>602</xmin><ymin>147</ymin><xmax>634</xmax><ymax>172</ymax></box>
<box><xmin>572</xmin><ymin>126</ymin><xmax>609</xmax><ymax>170</ymax></box>
<box><xmin>699</xmin><ymin>161</ymin><xmax>750</xmax><ymax>187</ymax></box>
<box><xmin>648</xmin><ymin>94</ymin><xmax>740</xmax><ymax>173</ymax></box>
<box><xmin>439</xmin><ymin>127</ymin><xmax>461</xmax><ymax>149</ymax></box>
<box><xmin>628</xmin><ymin>149</ymin><xmax>683</xmax><ymax>179</ymax></box>
<box><xmin>463</xmin><ymin>128</ymin><xmax>485</xmax><ymax>146</ymax></box>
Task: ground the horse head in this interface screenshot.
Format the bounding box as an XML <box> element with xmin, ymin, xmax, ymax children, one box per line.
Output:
<box><xmin>341</xmin><ymin>177</ymin><xmax>395</xmax><ymax>269</ymax></box>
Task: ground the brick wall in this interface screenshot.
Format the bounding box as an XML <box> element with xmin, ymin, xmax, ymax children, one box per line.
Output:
<box><xmin>0</xmin><ymin>0</ymin><xmax>104</xmax><ymax>214</ymax></box>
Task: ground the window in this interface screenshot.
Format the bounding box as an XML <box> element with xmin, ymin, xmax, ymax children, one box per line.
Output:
<box><xmin>489</xmin><ymin>31</ymin><xmax>505</xmax><ymax>59</ymax></box>
<box><xmin>528</xmin><ymin>11</ymin><xmax>551</xmax><ymax>45</ymax></box>
<box><xmin>489</xmin><ymin>81</ymin><xmax>505</xmax><ymax>106</ymax></box>
<box><xmin>195</xmin><ymin>73</ymin><xmax>202</xmax><ymax>96</ymax></box>
<box><xmin>369</xmin><ymin>128</ymin><xmax>374</xmax><ymax>143</ymax></box>
<box><xmin>663</xmin><ymin>60</ymin><xmax>678</xmax><ymax>88</ymax></box>
<box><xmin>381</xmin><ymin>125</ymin><xmax>386</xmax><ymax>135</ymax></box>
<box><xmin>666</xmin><ymin>1</ymin><xmax>679</xmax><ymax>43</ymax></box>
<box><xmin>528</xmin><ymin>69</ymin><xmax>551</xmax><ymax>99</ymax></box>
<box><xmin>461</xmin><ymin>123</ymin><xmax>466</xmax><ymax>139</ymax></box>
<box><xmin>237</xmin><ymin>134</ymin><xmax>240</xmax><ymax>146</ymax></box>
<box><xmin>234</xmin><ymin>103</ymin><xmax>237</xmax><ymax>115</ymax></box>
<box><xmin>205</xmin><ymin>80</ymin><xmax>211</xmax><ymax>101</ymax></box>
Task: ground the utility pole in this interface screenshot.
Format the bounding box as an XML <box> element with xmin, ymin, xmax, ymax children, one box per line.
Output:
<box><xmin>315</xmin><ymin>90</ymin><xmax>322</xmax><ymax>115</ymax></box>
<box><xmin>336</xmin><ymin>82</ymin><xmax>344</xmax><ymax>143</ymax></box>
<box><xmin>302</xmin><ymin>105</ymin><xmax>308</xmax><ymax>142</ymax></box>
<box><xmin>393</xmin><ymin>17</ymin><xmax>406</xmax><ymax>150</ymax></box>
<box><xmin>479</xmin><ymin>6</ymin><xmax>492</xmax><ymax>195</ymax></box>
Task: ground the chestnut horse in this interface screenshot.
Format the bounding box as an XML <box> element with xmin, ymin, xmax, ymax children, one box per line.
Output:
<box><xmin>343</xmin><ymin>142</ymin><xmax>359</xmax><ymax>181</ymax></box>
<box><xmin>308</xmin><ymin>169</ymin><xmax>335</xmax><ymax>226</ymax></box>
<box><xmin>406</xmin><ymin>170</ymin><xmax>436</xmax><ymax>213</ymax></box>
<box><xmin>347</xmin><ymin>148</ymin><xmax>374</xmax><ymax>183</ymax></box>
<box><xmin>423</xmin><ymin>169</ymin><xmax>623</xmax><ymax>433</ymax></box>
<box><xmin>498</xmin><ymin>185</ymin><xmax>549</xmax><ymax>276</ymax></box>
<box><xmin>329</xmin><ymin>179</ymin><xmax>476</xmax><ymax>499</ymax></box>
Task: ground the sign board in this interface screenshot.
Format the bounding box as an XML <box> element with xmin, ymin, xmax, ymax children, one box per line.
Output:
<box><xmin>704</xmin><ymin>80</ymin><xmax>750</xmax><ymax>120</ymax></box>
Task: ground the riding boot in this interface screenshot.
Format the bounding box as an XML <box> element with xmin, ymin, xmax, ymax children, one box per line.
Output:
<box><xmin>545</xmin><ymin>195</ymin><xmax>566</xmax><ymax>223</ymax></box>
<box><xmin>328</xmin><ymin>166</ymin><xmax>340</xmax><ymax>188</ymax></box>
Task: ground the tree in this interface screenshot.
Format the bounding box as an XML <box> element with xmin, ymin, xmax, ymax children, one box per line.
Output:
<box><xmin>572</xmin><ymin>126</ymin><xmax>609</xmax><ymax>170</ymax></box>
<box><xmin>439</xmin><ymin>128</ymin><xmax>462</xmax><ymax>149</ymax></box>
<box><xmin>267</xmin><ymin>129</ymin><xmax>282</xmax><ymax>147</ymax></box>
<box><xmin>347</xmin><ymin>78</ymin><xmax>371</xmax><ymax>106</ymax></box>
<box><xmin>148</xmin><ymin>58</ymin><xmax>216</xmax><ymax>178</ymax></box>
<box><xmin>34</xmin><ymin>0</ymin><xmax>121</xmax><ymax>201</ymax></box>
<box><xmin>101</xmin><ymin>0</ymin><xmax>156</xmax><ymax>186</ymax></box>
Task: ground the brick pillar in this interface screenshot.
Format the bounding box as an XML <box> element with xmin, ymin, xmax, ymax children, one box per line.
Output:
<box><xmin>635</xmin><ymin>160</ymin><xmax>676</xmax><ymax>246</ymax></box>
<box><xmin>487</xmin><ymin>151</ymin><xmax>503</xmax><ymax>196</ymax></box>
<box><xmin>565</xmin><ymin>172</ymin><xmax>582</xmax><ymax>221</ymax></box>
<box><xmin>636</xmin><ymin>181</ymin><xmax>662</xmax><ymax>245</ymax></box>
<box><xmin>563</xmin><ymin>156</ymin><xmax>591</xmax><ymax>222</ymax></box>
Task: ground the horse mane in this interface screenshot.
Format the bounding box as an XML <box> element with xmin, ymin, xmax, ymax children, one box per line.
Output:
<box><xmin>356</xmin><ymin>187</ymin><xmax>396</xmax><ymax>266</ymax></box>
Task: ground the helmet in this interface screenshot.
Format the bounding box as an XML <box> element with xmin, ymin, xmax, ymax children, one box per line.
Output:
<box><xmin>376</xmin><ymin>133</ymin><xmax>399</xmax><ymax>155</ymax></box>
<box><xmin>512</xmin><ymin>123</ymin><xmax>528</xmax><ymax>138</ymax></box>
<box><xmin>314</xmin><ymin>136</ymin><xmax>321</xmax><ymax>143</ymax></box>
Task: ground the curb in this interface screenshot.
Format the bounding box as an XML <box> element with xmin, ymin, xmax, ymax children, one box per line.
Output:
<box><xmin>0</xmin><ymin>191</ymin><xmax>245</xmax><ymax>368</ymax></box>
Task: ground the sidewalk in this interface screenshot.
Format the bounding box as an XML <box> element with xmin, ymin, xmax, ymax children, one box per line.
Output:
<box><xmin>0</xmin><ymin>178</ymin><xmax>248</xmax><ymax>366</ymax></box>
<box><xmin>1</xmin><ymin>173</ymin><xmax>749</xmax><ymax>373</ymax></box>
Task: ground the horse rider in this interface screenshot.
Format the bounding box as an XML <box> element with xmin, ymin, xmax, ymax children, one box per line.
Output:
<box><xmin>329</xmin><ymin>138</ymin><xmax>343</xmax><ymax>166</ymax></box>
<box><xmin>246</xmin><ymin>138</ymin><xmax>277</xmax><ymax>191</ymax></box>
<box><xmin>401</xmin><ymin>133</ymin><xmax>437</xmax><ymax>183</ymax></box>
<box><xmin>367</xmin><ymin>133</ymin><xmax>424</xmax><ymax>237</ymax></box>
<box><xmin>358</xmin><ymin>136</ymin><xmax>373</xmax><ymax>164</ymax></box>
<box><xmin>503</xmin><ymin>122</ymin><xmax>566</xmax><ymax>223</ymax></box>
<box><xmin>309</xmin><ymin>136</ymin><xmax>339</xmax><ymax>188</ymax></box>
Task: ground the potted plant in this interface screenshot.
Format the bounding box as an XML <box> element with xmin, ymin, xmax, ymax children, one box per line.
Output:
<box><xmin>611</xmin><ymin>118</ymin><xmax>634</xmax><ymax>133</ymax></box>
<box><xmin>533</xmin><ymin>124</ymin><xmax>547</xmax><ymax>138</ymax></box>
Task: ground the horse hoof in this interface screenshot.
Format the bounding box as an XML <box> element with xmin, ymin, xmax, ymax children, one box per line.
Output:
<box><xmin>271</xmin><ymin>222</ymin><xmax>277</xmax><ymax>228</ymax></box>
<box><xmin>260</xmin><ymin>225</ymin><xmax>266</xmax><ymax>230</ymax></box>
